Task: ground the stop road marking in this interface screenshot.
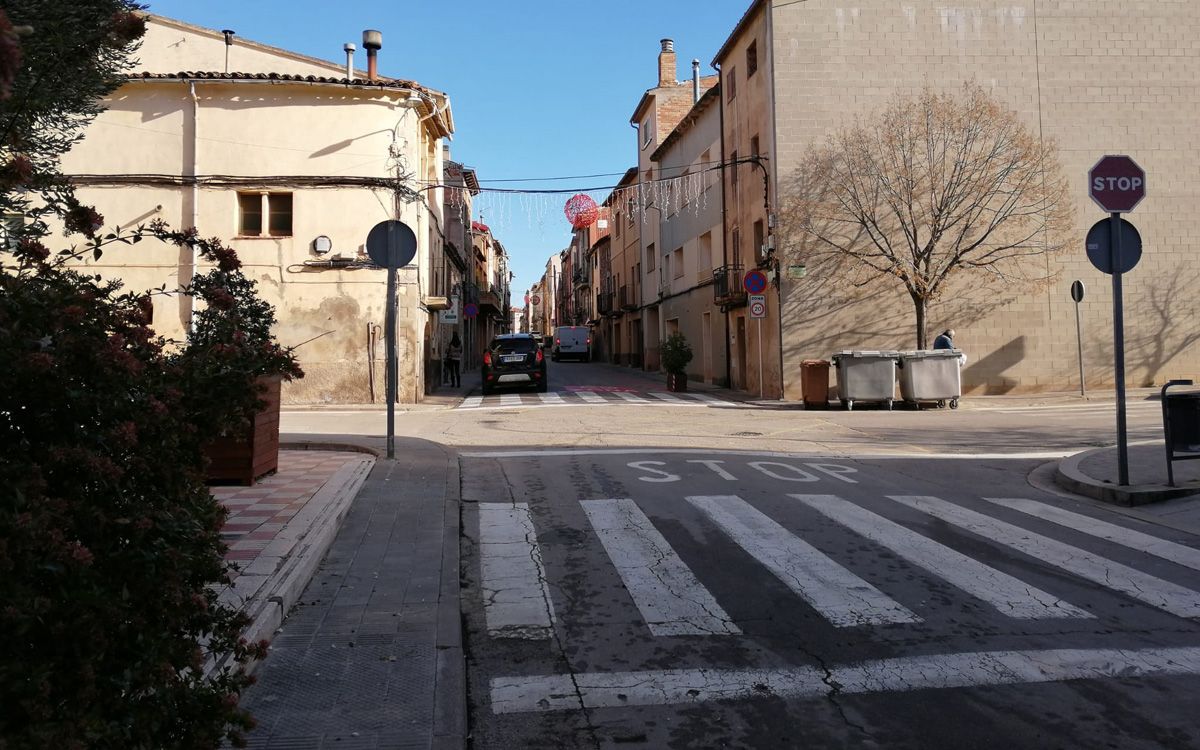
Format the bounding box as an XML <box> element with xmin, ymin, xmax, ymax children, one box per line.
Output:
<box><xmin>627</xmin><ymin>459</ymin><xmax>858</xmax><ymax>484</ymax></box>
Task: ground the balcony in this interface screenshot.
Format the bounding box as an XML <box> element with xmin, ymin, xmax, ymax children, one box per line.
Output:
<box><xmin>713</xmin><ymin>264</ymin><xmax>747</xmax><ymax>307</ymax></box>
<box><xmin>479</xmin><ymin>285</ymin><xmax>502</xmax><ymax>312</ymax></box>
<box><xmin>597</xmin><ymin>291</ymin><xmax>614</xmax><ymax>316</ymax></box>
<box><xmin>658</xmin><ymin>277</ymin><xmax>671</xmax><ymax>299</ymax></box>
<box><xmin>572</xmin><ymin>267</ymin><xmax>589</xmax><ymax>287</ymax></box>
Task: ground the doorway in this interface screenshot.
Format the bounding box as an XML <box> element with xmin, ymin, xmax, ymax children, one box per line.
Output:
<box><xmin>735</xmin><ymin>316</ymin><xmax>747</xmax><ymax>391</ymax></box>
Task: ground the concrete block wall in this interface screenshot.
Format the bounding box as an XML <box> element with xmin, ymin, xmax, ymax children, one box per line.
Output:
<box><xmin>768</xmin><ymin>0</ymin><xmax>1200</xmax><ymax>397</ymax></box>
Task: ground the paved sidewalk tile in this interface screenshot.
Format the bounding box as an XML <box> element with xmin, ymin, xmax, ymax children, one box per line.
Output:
<box><xmin>212</xmin><ymin>451</ymin><xmax>366</xmax><ymax>582</ymax></box>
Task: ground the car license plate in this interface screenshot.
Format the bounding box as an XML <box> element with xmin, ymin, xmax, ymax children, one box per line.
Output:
<box><xmin>502</xmin><ymin>354</ymin><xmax>524</xmax><ymax>363</ymax></box>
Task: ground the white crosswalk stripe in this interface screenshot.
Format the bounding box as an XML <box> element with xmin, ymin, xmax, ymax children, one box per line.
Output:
<box><xmin>614</xmin><ymin>391</ymin><xmax>649</xmax><ymax>403</ymax></box>
<box><xmin>581</xmin><ymin>499</ymin><xmax>740</xmax><ymax>636</ymax></box>
<box><xmin>478</xmin><ymin>503</ymin><xmax>556</xmax><ymax>639</ymax></box>
<box><xmin>792</xmin><ymin>494</ymin><xmax>1091</xmax><ymax>620</ymax></box>
<box><xmin>891</xmin><ymin>495</ymin><xmax>1200</xmax><ymax>619</ymax></box>
<box><xmin>456</xmin><ymin>389</ymin><xmax>739</xmax><ymax>409</ymax></box>
<box><xmin>984</xmin><ymin>497</ymin><xmax>1200</xmax><ymax>573</ymax></box>
<box><xmin>687</xmin><ymin>494</ymin><xmax>920</xmax><ymax>627</ymax></box>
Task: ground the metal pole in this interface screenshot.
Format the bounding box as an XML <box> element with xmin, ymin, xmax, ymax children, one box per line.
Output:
<box><xmin>757</xmin><ymin>316</ymin><xmax>764</xmax><ymax>400</ymax></box>
<box><xmin>1074</xmin><ymin>299</ymin><xmax>1085</xmax><ymax>397</ymax></box>
<box><xmin>385</xmin><ymin>265</ymin><xmax>397</xmax><ymax>460</ymax></box>
<box><xmin>1111</xmin><ymin>212</ymin><xmax>1128</xmax><ymax>486</ymax></box>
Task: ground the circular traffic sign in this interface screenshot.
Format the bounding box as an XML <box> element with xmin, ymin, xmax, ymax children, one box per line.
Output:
<box><xmin>365</xmin><ymin>220</ymin><xmax>417</xmax><ymax>268</ymax></box>
<box><xmin>1070</xmin><ymin>280</ymin><xmax>1085</xmax><ymax>303</ymax></box>
<box><xmin>463</xmin><ymin>302</ymin><xmax>479</xmax><ymax>319</ymax></box>
<box><xmin>743</xmin><ymin>269</ymin><xmax>768</xmax><ymax>295</ymax></box>
<box><xmin>531</xmin><ymin>295</ymin><xmax>541</xmax><ymax>306</ymax></box>
<box><xmin>750</xmin><ymin>299</ymin><xmax>766</xmax><ymax>318</ymax></box>
<box><xmin>1089</xmin><ymin>155</ymin><xmax>1146</xmax><ymax>213</ymax></box>
<box><xmin>1085</xmin><ymin>218</ymin><xmax>1142</xmax><ymax>274</ymax></box>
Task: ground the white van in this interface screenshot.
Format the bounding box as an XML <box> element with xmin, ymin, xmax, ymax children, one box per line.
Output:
<box><xmin>552</xmin><ymin>326</ymin><xmax>591</xmax><ymax>362</ymax></box>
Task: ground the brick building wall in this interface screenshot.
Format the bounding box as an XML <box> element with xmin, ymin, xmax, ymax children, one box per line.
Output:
<box><xmin>763</xmin><ymin>0</ymin><xmax>1200</xmax><ymax>397</ymax></box>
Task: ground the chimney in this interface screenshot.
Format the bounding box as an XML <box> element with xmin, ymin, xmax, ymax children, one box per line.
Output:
<box><xmin>658</xmin><ymin>38</ymin><xmax>676</xmax><ymax>88</ymax></box>
<box><xmin>362</xmin><ymin>29</ymin><xmax>382</xmax><ymax>82</ymax></box>
<box><xmin>692</xmin><ymin>59</ymin><xmax>701</xmax><ymax>103</ymax></box>
<box><xmin>221</xmin><ymin>29</ymin><xmax>235</xmax><ymax>73</ymax></box>
<box><xmin>343</xmin><ymin>42</ymin><xmax>356</xmax><ymax>80</ymax></box>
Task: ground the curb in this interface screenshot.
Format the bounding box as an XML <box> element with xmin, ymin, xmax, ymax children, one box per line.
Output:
<box><xmin>433</xmin><ymin>448</ymin><xmax>466</xmax><ymax>749</ymax></box>
<box><xmin>281</xmin><ymin>439</ymin><xmax>380</xmax><ymax>457</ymax></box>
<box><xmin>1055</xmin><ymin>445</ymin><xmax>1200</xmax><ymax>506</ymax></box>
<box><xmin>205</xmin><ymin>453</ymin><xmax>375</xmax><ymax>677</ymax></box>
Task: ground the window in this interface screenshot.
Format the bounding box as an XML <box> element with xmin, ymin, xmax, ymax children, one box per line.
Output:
<box><xmin>646</xmin><ymin>242</ymin><xmax>655</xmax><ymax>273</ymax></box>
<box><xmin>672</xmin><ymin>247</ymin><xmax>684</xmax><ymax>279</ymax></box>
<box><xmin>753</xmin><ymin>219</ymin><xmax>765</xmax><ymax>264</ymax></box>
<box><xmin>238</xmin><ymin>192</ymin><xmax>293</xmax><ymax>237</ymax></box>
<box><xmin>726</xmin><ymin>66</ymin><xmax>737</xmax><ymax>101</ymax></box>
<box><xmin>614</xmin><ymin>211</ymin><xmax>622</xmax><ymax>238</ymax></box>
<box><xmin>731</xmin><ymin>227</ymin><xmax>741</xmax><ymax>266</ymax></box>
<box><xmin>747</xmin><ymin>40</ymin><xmax>758</xmax><ymax>77</ymax></box>
<box><xmin>626</xmin><ymin>197</ymin><xmax>635</xmax><ymax>226</ymax></box>
<box><xmin>641</xmin><ymin>117</ymin><xmax>652</xmax><ymax>147</ymax></box>
<box><xmin>730</xmin><ymin>150</ymin><xmax>739</xmax><ymax>187</ymax></box>
<box><xmin>700</xmin><ymin>231</ymin><xmax>715</xmax><ymax>270</ymax></box>
<box><xmin>751</xmin><ymin>135</ymin><xmax>760</xmax><ymax>158</ymax></box>
<box><xmin>0</xmin><ymin>212</ymin><xmax>24</xmax><ymax>248</ymax></box>
<box><xmin>238</xmin><ymin>193</ymin><xmax>262</xmax><ymax>236</ymax></box>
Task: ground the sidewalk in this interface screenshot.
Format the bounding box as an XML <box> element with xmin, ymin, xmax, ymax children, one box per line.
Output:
<box><xmin>233</xmin><ymin>437</ymin><xmax>463</xmax><ymax>750</ymax></box>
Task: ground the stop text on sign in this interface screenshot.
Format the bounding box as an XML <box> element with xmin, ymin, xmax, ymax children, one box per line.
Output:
<box><xmin>627</xmin><ymin>459</ymin><xmax>858</xmax><ymax>484</ymax></box>
<box><xmin>1092</xmin><ymin>176</ymin><xmax>1144</xmax><ymax>193</ymax></box>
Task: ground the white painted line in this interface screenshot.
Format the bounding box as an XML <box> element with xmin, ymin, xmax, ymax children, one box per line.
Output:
<box><xmin>792</xmin><ymin>495</ymin><xmax>1090</xmax><ymax>620</ymax></box>
<box><xmin>976</xmin><ymin>402</ymin><xmax>1159</xmax><ymax>414</ymax></box>
<box><xmin>499</xmin><ymin>394</ymin><xmax>522</xmax><ymax>407</ymax></box>
<box><xmin>680</xmin><ymin>392</ymin><xmax>723</xmax><ymax>403</ymax></box>
<box><xmin>687</xmin><ymin>495</ymin><xmax>919</xmax><ymax>627</ymax></box>
<box><xmin>648</xmin><ymin>392</ymin><xmax>702</xmax><ymax>405</ymax></box>
<box><xmin>581</xmin><ymin>499</ymin><xmax>740</xmax><ymax>637</ymax></box>
<box><xmin>460</xmin><ymin>396</ymin><xmax>483</xmax><ymax>409</ymax></box>
<box><xmin>890</xmin><ymin>495</ymin><xmax>1200</xmax><ymax>619</ymax></box>
<box><xmin>538</xmin><ymin>391</ymin><xmax>565</xmax><ymax>404</ymax></box>
<box><xmin>985</xmin><ymin>497</ymin><xmax>1200</xmax><ymax>573</ymax></box>
<box><xmin>614</xmin><ymin>391</ymin><xmax>650</xmax><ymax>404</ymax></box>
<box><xmin>478</xmin><ymin>503</ymin><xmax>556</xmax><ymax>639</ymax></box>
<box><xmin>576</xmin><ymin>391</ymin><xmax>608</xmax><ymax>404</ymax></box>
<box><xmin>489</xmin><ymin>645</ymin><xmax>1200</xmax><ymax>714</ymax></box>
<box><xmin>460</xmin><ymin>448</ymin><xmax>1075</xmax><ymax>460</ymax></box>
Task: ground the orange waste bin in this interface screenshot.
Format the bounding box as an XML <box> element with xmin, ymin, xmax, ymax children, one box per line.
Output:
<box><xmin>801</xmin><ymin>360</ymin><xmax>830</xmax><ymax>409</ymax></box>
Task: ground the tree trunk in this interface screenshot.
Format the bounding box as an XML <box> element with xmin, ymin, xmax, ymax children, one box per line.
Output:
<box><xmin>913</xmin><ymin>294</ymin><xmax>928</xmax><ymax>350</ymax></box>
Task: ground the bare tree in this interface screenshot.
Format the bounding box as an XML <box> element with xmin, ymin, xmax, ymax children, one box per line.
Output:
<box><xmin>785</xmin><ymin>83</ymin><xmax>1074</xmax><ymax>348</ymax></box>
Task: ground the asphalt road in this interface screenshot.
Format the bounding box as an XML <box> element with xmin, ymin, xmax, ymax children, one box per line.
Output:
<box><xmin>459</xmin><ymin>449</ymin><xmax>1200</xmax><ymax>749</ymax></box>
<box><xmin>278</xmin><ymin>361</ymin><xmax>1199</xmax><ymax>748</ymax></box>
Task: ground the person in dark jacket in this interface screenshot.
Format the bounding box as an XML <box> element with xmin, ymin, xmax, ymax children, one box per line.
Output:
<box><xmin>445</xmin><ymin>333</ymin><xmax>463</xmax><ymax>388</ymax></box>
<box><xmin>933</xmin><ymin>329</ymin><xmax>955</xmax><ymax>350</ymax></box>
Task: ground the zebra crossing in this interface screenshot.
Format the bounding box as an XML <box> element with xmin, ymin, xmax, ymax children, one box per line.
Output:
<box><xmin>458</xmin><ymin>389</ymin><xmax>738</xmax><ymax>410</ymax></box>
<box><xmin>477</xmin><ymin>492</ymin><xmax>1200</xmax><ymax>640</ymax></box>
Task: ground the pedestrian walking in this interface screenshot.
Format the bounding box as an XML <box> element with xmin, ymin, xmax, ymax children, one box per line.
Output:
<box><xmin>446</xmin><ymin>332</ymin><xmax>463</xmax><ymax>388</ymax></box>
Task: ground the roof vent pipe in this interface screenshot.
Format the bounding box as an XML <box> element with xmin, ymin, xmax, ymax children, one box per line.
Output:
<box><xmin>692</xmin><ymin>59</ymin><xmax>701</xmax><ymax>103</ymax></box>
<box><xmin>343</xmin><ymin>42</ymin><xmax>356</xmax><ymax>80</ymax></box>
<box><xmin>362</xmin><ymin>29</ymin><xmax>382</xmax><ymax>82</ymax></box>
<box><xmin>221</xmin><ymin>29</ymin><xmax>235</xmax><ymax>73</ymax></box>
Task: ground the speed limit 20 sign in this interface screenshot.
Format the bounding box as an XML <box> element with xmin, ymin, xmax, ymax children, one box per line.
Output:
<box><xmin>749</xmin><ymin>294</ymin><xmax>766</xmax><ymax>319</ymax></box>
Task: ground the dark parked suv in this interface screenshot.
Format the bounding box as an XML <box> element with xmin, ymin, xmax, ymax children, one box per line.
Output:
<box><xmin>481</xmin><ymin>333</ymin><xmax>547</xmax><ymax>395</ymax></box>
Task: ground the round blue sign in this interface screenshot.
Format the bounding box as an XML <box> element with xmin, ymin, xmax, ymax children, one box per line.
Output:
<box><xmin>743</xmin><ymin>269</ymin><xmax>768</xmax><ymax>295</ymax></box>
<box><xmin>463</xmin><ymin>303</ymin><xmax>479</xmax><ymax>319</ymax></box>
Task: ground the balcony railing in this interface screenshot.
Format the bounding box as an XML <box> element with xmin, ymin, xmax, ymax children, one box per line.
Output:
<box><xmin>573</xmin><ymin>268</ymin><xmax>589</xmax><ymax>286</ymax></box>
<box><xmin>712</xmin><ymin>264</ymin><xmax>747</xmax><ymax>306</ymax></box>
<box><xmin>658</xmin><ymin>277</ymin><xmax>671</xmax><ymax>298</ymax></box>
<box><xmin>597</xmin><ymin>291</ymin><xmax>614</xmax><ymax>316</ymax></box>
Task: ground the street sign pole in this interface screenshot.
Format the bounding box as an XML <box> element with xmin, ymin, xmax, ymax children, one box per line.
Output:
<box><xmin>757</xmin><ymin>317</ymin><xmax>764</xmax><ymax>400</ymax></box>
<box><xmin>1110</xmin><ymin>212</ymin><xmax>1129</xmax><ymax>486</ymax></box>
<box><xmin>1071</xmin><ymin>282</ymin><xmax>1086</xmax><ymax>398</ymax></box>
<box><xmin>385</xmin><ymin>264</ymin><xmax>397</xmax><ymax>459</ymax></box>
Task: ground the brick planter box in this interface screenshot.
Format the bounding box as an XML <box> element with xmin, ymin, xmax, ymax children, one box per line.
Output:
<box><xmin>204</xmin><ymin>376</ymin><xmax>282</xmax><ymax>485</ymax></box>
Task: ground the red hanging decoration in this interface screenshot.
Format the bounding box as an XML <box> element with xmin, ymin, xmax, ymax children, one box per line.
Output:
<box><xmin>564</xmin><ymin>193</ymin><xmax>599</xmax><ymax>229</ymax></box>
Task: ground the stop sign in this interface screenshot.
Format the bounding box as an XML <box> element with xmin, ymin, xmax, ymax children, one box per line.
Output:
<box><xmin>1089</xmin><ymin>155</ymin><xmax>1146</xmax><ymax>213</ymax></box>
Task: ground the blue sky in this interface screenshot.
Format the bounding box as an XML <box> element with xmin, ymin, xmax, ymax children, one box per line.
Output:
<box><xmin>140</xmin><ymin>0</ymin><xmax>749</xmax><ymax>299</ymax></box>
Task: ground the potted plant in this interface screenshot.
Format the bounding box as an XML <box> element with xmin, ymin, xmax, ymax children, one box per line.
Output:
<box><xmin>167</xmin><ymin>226</ymin><xmax>304</xmax><ymax>484</ymax></box>
<box><xmin>660</xmin><ymin>331</ymin><xmax>693</xmax><ymax>392</ymax></box>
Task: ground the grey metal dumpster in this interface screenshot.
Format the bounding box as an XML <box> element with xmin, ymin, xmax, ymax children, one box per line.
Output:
<box><xmin>897</xmin><ymin>350</ymin><xmax>963</xmax><ymax>409</ymax></box>
<box><xmin>1162</xmin><ymin>379</ymin><xmax>1200</xmax><ymax>486</ymax></box>
<box><xmin>832</xmin><ymin>351</ymin><xmax>899</xmax><ymax>411</ymax></box>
